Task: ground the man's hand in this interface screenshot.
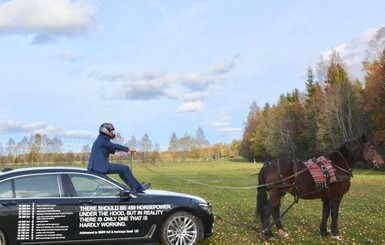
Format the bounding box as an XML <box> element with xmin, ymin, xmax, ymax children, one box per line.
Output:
<box><xmin>129</xmin><ymin>148</ymin><xmax>137</xmax><ymax>153</ymax></box>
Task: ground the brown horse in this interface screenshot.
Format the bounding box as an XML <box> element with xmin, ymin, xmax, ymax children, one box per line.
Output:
<box><xmin>256</xmin><ymin>134</ymin><xmax>384</xmax><ymax>241</ymax></box>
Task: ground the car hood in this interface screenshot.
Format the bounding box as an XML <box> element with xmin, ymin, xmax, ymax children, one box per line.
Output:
<box><xmin>140</xmin><ymin>189</ymin><xmax>208</xmax><ymax>203</ymax></box>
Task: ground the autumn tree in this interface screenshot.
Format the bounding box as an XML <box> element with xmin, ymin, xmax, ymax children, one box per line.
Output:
<box><xmin>249</xmin><ymin>103</ymin><xmax>270</xmax><ymax>161</ymax></box>
<box><xmin>50</xmin><ymin>137</ymin><xmax>64</xmax><ymax>153</ymax></box>
<box><xmin>363</xmin><ymin>27</ymin><xmax>385</xmax><ymax>146</ymax></box>
<box><xmin>0</xmin><ymin>143</ymin><xmax>5</xmax><ymax>164</ymax></box>
<box><xmin>211</xmin><ymin>143</ymin><xmax>228</xmax><ymax>158</ymax></box>
<box><xmin>195</xmin><ymin>127</ymin><xmax>210</xmax><ymax>148</ymax></box>
<box><xmin>302</xmin><ymin>67</ymin><xmax>320</xmax><ymax>156</ymax></box>
<box><xmin>140</xmin><ymin>134</ymin><xmax>153</xmax><ymax>160</ymax></box>
<box><xmin>6</xmin><ymin>138</ymin><xmax>16</xmax><ymax>162</ymax></box>
<box><xmin>240</xmin><ymin>102</ymin><xmax>260</xmax><ymax>160</ymax></box>
<box><xmin>195</xmin><ymin>127</ymin><xmax>210</xmax><ymax>159</ymax></box>
<box><xmin>151</xmin><ymin>143</ymin><xmax>162</xmax><ymax>163</ymax></box>
<box><xmin>263</xmin><ymin>90</ymin><xmax>305</xmax><ymax>159</ymax></box>
<box><xmin>126</xmin><ymin>135</ymin><xmax>138</xmax><ymax>149</ymax></box>
<box><xmin>314</xmin><ymin>52</ymin><xmax>362</xmax><ymax>151</ymax></box>
<box><xmin>27</xmin><ymin>134</ymin><xmax>42</xmax><ymax>164</ymax></box>
<box><xmin>168</xmin><ymin>132</ymin><xmax>178</xmax><ymax>162</ymax></box>
<box><xmin>112</xmin><ymin>133</ymin><xmax>125</xmax><ymax>145</ymax></box>
<box><xmin>229</xmin><ymin>139</ymin><xmax>241</xmax><ymax>157</ymax></box>
<box><xmin>178</xmin><ymin>133</ymin><xmax>195</xmax><ymax>161</ymax></box>
<box><xmin>81</xmin><ymin>144</ymin><xmax>90</xmax><ymax>165</ymax></box>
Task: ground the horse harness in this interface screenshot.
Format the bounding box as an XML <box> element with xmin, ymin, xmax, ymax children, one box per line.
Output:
<box><xmin>260</xmin><ymin>154</ymin><xmax>354</xmax><ymax>234</ymax></box>
<box><xmin>273</xmin><ymin>153</ymin><xmax>354</xmax><ymax>199</ymax></box>
<box><xmin>305</xmin><ymin>156</ymin><xmax>337</xmax><ymax>189</ymax></box>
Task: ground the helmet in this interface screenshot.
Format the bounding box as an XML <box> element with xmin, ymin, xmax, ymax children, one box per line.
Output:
<box><xmin>99</xmin><ymin>123</ymin><xmax>116</xmax><ymax>139</ymax></box>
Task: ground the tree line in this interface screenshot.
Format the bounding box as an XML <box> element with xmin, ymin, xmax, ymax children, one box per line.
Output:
<box><xmin>0</xmin><ymin>127</ymin><xmax>240</xmax><ymax>165</ymax></box>
<box><xmin>239</xmin><ymin>28</ymin><xmax>385</xmax><ymax>167</ymax></box>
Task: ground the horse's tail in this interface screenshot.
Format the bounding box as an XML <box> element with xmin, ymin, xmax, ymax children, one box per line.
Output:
<box><xmin>256</xmin><ymin>164</ymin><xmax>268</xmax><ymax>224</ymax></box>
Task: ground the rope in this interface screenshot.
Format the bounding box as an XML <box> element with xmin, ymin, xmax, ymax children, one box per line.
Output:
<box><xmin>215</xmin><ymin>215</ymin><xmax>260</xmax><ymax>232</ymax></box>
<box><xmin>134</xmin><ymin>152</ymin><xmax>309</xmax><ymax>190</ymax></box>
<box><xmin>261</xmin><ymin>199</ymin><xmax>297</xmax><ymax>234</ymax></box>
<box><xmin>354</xmin><ymin>164</ymin><xmax>377</xmax><ymax>175</ymax></box>
<box><xmin>143</xmin><ymin>165</ymin><xmax>260</xmax><ymax>190</ymax></box>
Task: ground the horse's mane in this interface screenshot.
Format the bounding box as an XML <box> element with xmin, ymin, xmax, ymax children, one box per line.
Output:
<box><xmin>326</xmin><ymin>134</ymin><xmax>366</xmax><ymax>163</ymax></box>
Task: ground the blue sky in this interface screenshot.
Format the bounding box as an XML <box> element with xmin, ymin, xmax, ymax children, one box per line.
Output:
<box><xmin>0</xmin><ymin>0</ymin><xmax>384</xmax><ymax>152</ymax></box>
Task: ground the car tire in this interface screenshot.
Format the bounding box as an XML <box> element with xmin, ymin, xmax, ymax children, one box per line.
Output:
<box><xmin>0</xmin><ymin>229</ymin><xmax>6</xmax><ymax>245</ymax></box>
<box><xmin>160</xmin><ymin>211</ymin><xmax>203</xmax><ymax>245</ymax></box>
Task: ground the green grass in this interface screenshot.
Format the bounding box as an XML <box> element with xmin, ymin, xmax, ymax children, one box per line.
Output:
<box><xmin>4</xmin><ymin>160</ymin><xmax>385</xmax><ymax>244</ymax></box>
<box><xmin>130</xmin><ymin>160</ymin><xmax>385</xmax><ymax>245</ymax></box>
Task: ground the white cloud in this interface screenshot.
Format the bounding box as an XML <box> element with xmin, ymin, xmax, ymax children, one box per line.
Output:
<box><xmin>319</xmin><ymin>28</ymin><xmax>378</xmax><ymax>80</ymax></box>
<box><xmin>177</xmin><ymin>101</ymin><xmax>204</xmax><ymax>113</ymax></box>
<box><xmin>208</xmin><ymin>120</ymin><xmax>229</xmax><ymax>127</ymax></box>
<box><xmin>210</xmin><ymin>59</ymin><xmax>236</xmax><ymax>75</ymax></box>
<box><xmin>53</xmin><ymin>50</ymin><xmax>85</xmax><ymax>62</ymax></box>
<box><xmin>212</xmin><ymin>113</ymin><xmax>231</xmax><ymax>122</ymax></box>
<box><xmin>184</xmin><ymin>91</ymin><xmax>209</xmax><ymax>101</ymax></box>
<box><xmin>90</xmin><ymin>70</ymin><xmax>165</xmax><ymax>82</ymax></box>
<box><xmin>93</xmin><ymin>59</ymin><xmax>235</xmax><ymax>102</ymax></box>
<box><xmin>215</xmin><ymin>127</ymin><xmax>242</xmax><ymax>136</ymax></box>
<box><xmin>206</xmin><ymin>113</ymin><xmax>242</xmax><ymax>140</ymax></box>
<box><xmin>0</xmin><ymin>0</ymin><xmax>97</xmax><ymax>41</ymax></box>
<box><xmin>147</xmin><ymin>1</ymin><xmax>165</xmax><ymax>11</ymax></box>
<box><xmin>214</xmin><ymin>127</ymin><xmax>242</xmax><ymax>141</ymax></box>
<box><xmin>0</xmin><ymin>120</ymin><xmax>95</xmax><ymax>139</ymax></box>
<box><xmin>117</xmin><ymin>79</ymin><xmax>169</xmax><ymax>100</ymax></box>
<box><xmin>163</xmin><ymin>89</ymin><xmax>182</xmax><ymax>99</ymax></box>
<box><xmin>0</xmin><ymin>120</ymin><xmax>49</xmax><ymax>133</ymax></box>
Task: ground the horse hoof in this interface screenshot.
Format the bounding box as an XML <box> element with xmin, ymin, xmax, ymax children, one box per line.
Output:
<box><xmin>260</xmin><ymin>229</ymin><xmax>275</xmax><ymax>241</ymax></box>
<box><xmin>332</xmin><ymin>235</ymin><xmax>344</xmax><ymax>241</ymax></box>
<box><xmin>267</xmin><ymin>236</ymin><xmax>277</xmax><ymax>242</ymax></box>
<box><xmin>278</xmin><ymin>229</ymin><xmax>289</xmax><ymax>239</ymax></box>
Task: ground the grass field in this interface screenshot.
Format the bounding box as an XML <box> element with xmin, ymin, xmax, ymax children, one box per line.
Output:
<box><xmin>4</xmin><ymin>159</ymin><xmax>385</xmax><ymax>244</ymax></box>
<box><xmin>127</xmin><ymin>159</ymin><xmax>385</xmax><ymax>245</ymax></box>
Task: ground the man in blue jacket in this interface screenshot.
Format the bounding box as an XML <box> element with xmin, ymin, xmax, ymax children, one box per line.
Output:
<box><xmin>88</xmin><ymin>123</ymin><xmax>150</xmax><ymax>192</ymax></box>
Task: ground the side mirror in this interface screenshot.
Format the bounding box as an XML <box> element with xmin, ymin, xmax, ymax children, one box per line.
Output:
<box><xmin>119</xmin><ymin>189</ymin><xmax>132</xmax><ymax>200</ymax></box>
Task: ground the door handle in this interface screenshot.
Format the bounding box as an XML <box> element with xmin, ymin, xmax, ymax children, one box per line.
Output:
<box><xmin>78</xmin><ymin>200</ymin><xmax>93</xmax><ymax>205</ymax></box>
<box><xmin>1</xmin><ymin>201</ymin><xmax>17</xmax><ymax>207</ymax></box>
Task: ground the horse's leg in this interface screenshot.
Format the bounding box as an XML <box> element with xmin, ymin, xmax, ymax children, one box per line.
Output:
<box><xmin>265</xmin><ymin>190</ymin><xmax>288</xmax><ymax>240</ymax></box>
<box><xmin>261</xmin><ymin>200</ymin><xmax>275</xmax><ymax>240</ymax></box>
<box><xmin>320</xmin><ymin>197</ymin><xmax>330</xmax><ymax>236</ymax></box>
<box><xmin>273</xmin><ymin>210</ymin><xmax>289</xmax><ymax>239</ymax></box>
<box><xmin>330</xmin><ymin>195</ymin><xmax>343</xmax><ymax>240</ymax></box>
<box><xmin>272</xmin><ymin>191</ymin><xmax>289</xmax><ymax>239</ymax></box>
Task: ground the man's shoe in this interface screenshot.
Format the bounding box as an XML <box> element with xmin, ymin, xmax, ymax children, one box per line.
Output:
<box><xmin>136</xmin><ymin>183</ymin><xmax>151</xmax><ymax>193</ymax></box>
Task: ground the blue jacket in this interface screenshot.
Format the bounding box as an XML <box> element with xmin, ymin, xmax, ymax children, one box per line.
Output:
<box><xmin>88</xmin><ymin>134</ymin><xmax>129</xmax><ymax>173</ymax></box>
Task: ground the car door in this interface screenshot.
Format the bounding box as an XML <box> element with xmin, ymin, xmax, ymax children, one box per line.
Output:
<box><xmin>0</xmin><ymin>173</ymin><xmax>78</xmax><ymax>244</ymax></box>
<box><xmin>64</xmin><ymin>173</ymin><xmax>148</xmax><ymax>242</ymax></box>
<box><xmin>0</xmin><ymin>178</ymin><xmax>18</xmax><ymax>243</ymax></box>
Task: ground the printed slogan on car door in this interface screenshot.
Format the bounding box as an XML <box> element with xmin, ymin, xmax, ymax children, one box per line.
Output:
<box><xmin>17</xmin><ymin>203</ymin><xmax>171</xmax><ymax>241</ymax></box>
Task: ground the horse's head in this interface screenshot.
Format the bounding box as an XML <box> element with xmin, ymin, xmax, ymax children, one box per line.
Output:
<box><xmin>360</xmin><ymin>134</ymin><xmax>384</xmax><ymax>168</ymax></box>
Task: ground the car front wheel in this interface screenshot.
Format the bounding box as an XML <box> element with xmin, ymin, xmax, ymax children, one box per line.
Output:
<box><xmin>0</xmin><ymin>229</ymin><xmax>6</xmax><ymax>245</ymax></box>
<box><xmin>160</xmin><ymin>211</ymin><xmax>203</xmax><ymax>245</ymax></box>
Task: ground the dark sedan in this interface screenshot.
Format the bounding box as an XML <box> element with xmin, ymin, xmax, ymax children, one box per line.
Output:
<box><xmin>0</xmin><ymin>167</ymin><xmax>214</xmax><ymax>245</ymax></box>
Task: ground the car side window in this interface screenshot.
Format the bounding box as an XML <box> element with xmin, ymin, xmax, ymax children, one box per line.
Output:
<box><xmin>0</xmin><ymin>180</ymin><xmax>13</xmax><ymax>198</ymax></box>
<box><xmin>69</xmin><ymin>174</ymin><xmax>120</xmax><ymax>197</ymax></box>
<box><xmin>14</xmin><ymin>174</ymin><xmax>62</xmax><ymax>198</ymax></box>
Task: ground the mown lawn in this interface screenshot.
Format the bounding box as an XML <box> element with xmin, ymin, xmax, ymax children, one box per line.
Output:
<box><xmin>5</xmin><ymin>159</ymin><xmax>385</xmax><ymax>244</ymax></box>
